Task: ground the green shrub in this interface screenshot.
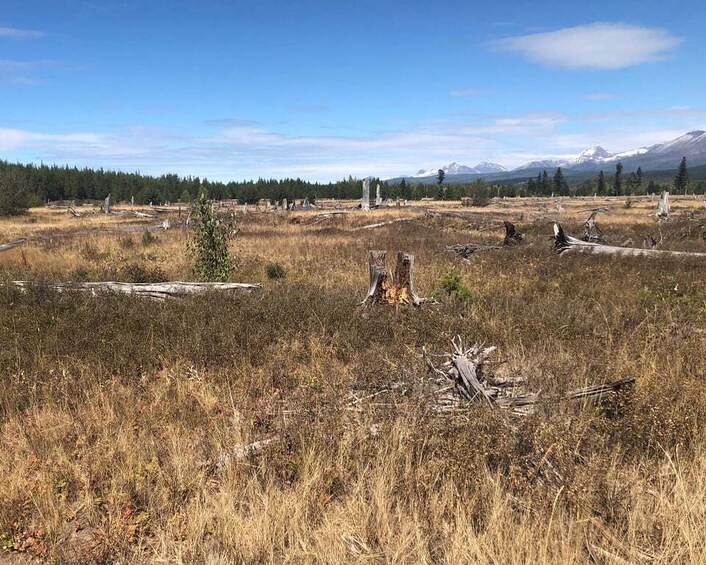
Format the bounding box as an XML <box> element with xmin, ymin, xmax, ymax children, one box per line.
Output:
<box><xmin>141</xmin><ymin>230</ymin><xmax>158</xmax><ymax>246</ymax></box>
<box><xmin>436</xmin><ymin>268</ymin><xmax>472</xmax><ymax>301</ymax></box>
<box><xmin>188</xmin><ymin>193</ymin><xmax>235</xmax><ymax>282</ymax></box>
<box><xmin>266</xmin><ymin>262</ymin><xmax>287</xmax><ymax>280</ymax></box>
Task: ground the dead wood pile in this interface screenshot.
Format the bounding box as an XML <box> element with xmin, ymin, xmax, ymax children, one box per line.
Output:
<box><xmin>424</xmin><ymin>336</ymin><xmax>634</xmax><ymax>416</ymax></box>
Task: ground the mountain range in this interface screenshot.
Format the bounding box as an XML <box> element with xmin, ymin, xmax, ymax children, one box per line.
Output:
<box><xmin>395</xmin><ymin>130</ymin><xmax>706</xmax><ymax>183</ymax></box>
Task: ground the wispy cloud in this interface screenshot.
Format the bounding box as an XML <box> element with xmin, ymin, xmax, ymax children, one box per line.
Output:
<box><xmin>0</xmin><ymin>59</ymin><xmax>72</xmax><ymax>86</ymax></box>
<box><xmin>0</xmin><ymin>26</ymin><xmax>45</xmax><ymax>40</ymax></box>
<box><xmin>4</xmin><ymin>105</ymin><xmax>705</xmax><ymax>181</ymax></box>
<box><xmin>204</xmin><ymin>118</ymin><xmax>260</xmax><ymax>128</ymax></box>
<box><xmin>489</xmin><ymin>23</ymin><xmax>682</xmax><ymax>69</ymax></box>
<box><xmin>449</xmin><ymin>88</ymin><xmax>494</xmax><ymax>98</ymax></box>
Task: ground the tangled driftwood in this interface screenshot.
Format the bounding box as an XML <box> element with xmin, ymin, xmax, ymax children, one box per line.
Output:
<box><xmin>424</xmin><ymin>336</ymin><xmax>634</xmax><ymax>416</ymax></box>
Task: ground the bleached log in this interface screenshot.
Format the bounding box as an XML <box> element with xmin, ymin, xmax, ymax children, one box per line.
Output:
<box><xmin>0</xmin><ymin>238</ymin><xmax>27</xmax><ymax>252</ymax></box>
<box><xmin>9</xmin><ymin>281</ymin><xmax>262</xmax><ymax>300</ymax></box>
<box><xmin>134</xmin><ymin>211</ymin><xmax>154</xmax><ymax>218</ymax></box>
<box><xmin>554</xmin><ymin>223</ymin><xmax>706</xmax><ymax>259</ymax></box>
<box><xmin>352</xmin><ymin>217</ymin><xmax>415</xmax><ymax>231</ymax></box>
<box><xmin>68</xmin><ymin>206</ymin><xmax>82</xmax><ymax>217</ymax></box>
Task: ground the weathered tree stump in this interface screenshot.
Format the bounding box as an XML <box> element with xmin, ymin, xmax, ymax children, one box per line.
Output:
<box><xmin>502</xmin><ymin>221</ymin><xmax>523</xmax><ymax>245</ymax></box>
<box><xmin>362</xmin><ymin>250</ymin><xmax>423</xmax><ymax>307</ymax></box>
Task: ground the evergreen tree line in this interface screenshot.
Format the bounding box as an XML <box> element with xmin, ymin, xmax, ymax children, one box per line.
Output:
<box><xmin>1</xmin><ymin>157</ymin><xmax>704</xmax><ymax>217</ymax></box>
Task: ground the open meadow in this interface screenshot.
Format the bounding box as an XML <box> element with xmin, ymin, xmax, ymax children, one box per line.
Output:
<box><xmin>1</xmin><ymin>196</ymin><xmax>706</xmax><ymax>563</ymax></box>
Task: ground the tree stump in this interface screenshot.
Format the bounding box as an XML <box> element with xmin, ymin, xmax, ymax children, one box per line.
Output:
<box><xmin>362</xmin><ymin>250</ymin><xmax>422</xmax><ymax>307</ymax></box>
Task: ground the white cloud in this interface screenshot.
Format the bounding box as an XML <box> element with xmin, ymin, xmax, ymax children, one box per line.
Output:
<box><xmin>0</xmin><ymin>26</ymin><xmax>45</xmax><ymax>40</ymax></box>
<box><xmin>3</xmin><ymin>106</ymin><xmax>705</xmax><ymax>181</ymax></box>
<box><xmin>489</xmin><ymin>23</ymin><xmax>681</xmax><ymax>69</ymax></box>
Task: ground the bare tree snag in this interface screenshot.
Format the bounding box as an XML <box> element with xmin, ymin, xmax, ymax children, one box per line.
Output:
<box><xmin>554</xmin><ymin>223</ymin><xmax>706</xmax><ymax>259</ymax></box>
<box><xmin>9</xmin><ymin>281</ymin><xmax>262</xmax><ymax>300</ymax></box>
<box><xmin>361</xmin><ymin>179</ymin><xmax>371</xmax><ymax>211</ymax></box>
<box><xmin>656</xmin><ymin>191</ymin><xmax>670</xmax><ymax>219</ymax></box>
<box><xmin>103</xmin><ymin>194</ymin><xmax>111</xmax><ymax>214</ymax></box>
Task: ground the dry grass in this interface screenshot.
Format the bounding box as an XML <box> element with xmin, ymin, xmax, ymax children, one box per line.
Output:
<box><xmin>1</xmin><ymin>197</ymin><xmax>706</xmax><ymax>563</ymax></box>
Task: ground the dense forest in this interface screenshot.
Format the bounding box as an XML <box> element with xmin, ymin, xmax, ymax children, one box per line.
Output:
<box><xmin>1</xmin><ymin>158</ymin><xmax>704</xmax><ymax>216</ymax></box>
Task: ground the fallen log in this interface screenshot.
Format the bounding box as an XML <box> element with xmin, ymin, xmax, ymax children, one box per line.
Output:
<box><xmin>0</xmin><ymin>223</ymin><xmax>166</xmax><ymax>254</ymax></box>
<box><xmin>554</xmin><ymin>223</ymin><xmax>706</xmax><ymax>259</ymax></box>
<box><xmin>446</xmin><ymin>221</ymin><xmax>524</xmax><ymax>258</ymax></box>
<box><xmin>0</xmin><ymin>238</ymin><xmax>27</xmax><ymax>253</ymax></box>
<box><xmin>9</xmin><ymin>281</ymin><xmax>262</xmax><ymax>300</ymax></box>
<box><xmin>352</xmin><ymin>217</ymin><xmax>416</xmax><ymax>231</ymax></box>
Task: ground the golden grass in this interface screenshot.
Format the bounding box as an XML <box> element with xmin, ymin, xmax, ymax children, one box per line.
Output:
<box><xmin>1</xmin><ymin>197</ymin><xmax>706</xmax><ymax>563</ymax></box>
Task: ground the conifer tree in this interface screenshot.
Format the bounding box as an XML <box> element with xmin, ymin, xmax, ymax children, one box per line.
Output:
<box><xmin>597</xmin><ymin>170</ymin><xmax>605</xmax><ymax>195</ymax></box>
<box><xmin>675</xmin><ymin>157</ymin><xmax>688</xmax><ymax>194</ymax></box>
<box><xmin>613</xmin><ymin>162</ymin><xmax>623</xmax><ymax>196</ymax></box>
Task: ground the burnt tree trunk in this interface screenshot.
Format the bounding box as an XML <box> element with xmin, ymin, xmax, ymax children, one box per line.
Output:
<box><xmin>393</xmin><ymin>252</ymin><xmax>421</xmax><ymax>305</ymax></box>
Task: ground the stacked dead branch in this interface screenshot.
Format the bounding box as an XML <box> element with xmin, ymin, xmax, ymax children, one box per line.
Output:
<box><xmin>554</xmin><ymin>222</ymin><xmax>706</xmax><ymax>259</ymax></box>
<box><xmin>9</xmin><ymin>281</ymin><xmax>262</xmax><ymax>300</ymax></box>
<box><xmin>581</xmin><ymin>208</ymin><xmax>606</xmax><ymax>242</ymax></box>
<box><xmin>424</xmin><ymin>336</ymin><xmax>634</xmax><ymax>416</ymax></box>
<box><xmin>445</xmin><ymin>221</ymin><xmax>523</xmax><ymax>258</ymax></box>
<box><xmin>363</xmin><ymin>250</ymin><xmax>432</xmax><ymax>307</ymax></box>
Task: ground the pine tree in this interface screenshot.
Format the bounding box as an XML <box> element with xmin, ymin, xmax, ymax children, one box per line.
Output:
<box><xmin>613</xmin><ymin>162</ymin><xmax>623</xmax><ymax>196</ymax></box>
<box><xmin>636</xmin><ymin>166</ymin><xmax>643</xmax><ymax>190</ymax></box>
<box><xmin>553</xmin><ymin>167</ymin><xmax>569</xmax><ymax>196</ymax></box>
<box><xmin>675</xmin><ymin>157</ymin><xmax>688</xmax><ymax>194</ymax></box>
<box><xmin>597</xmin><ymin>170</ymin><xmax>605</xmax><ymax>195</ymax></box>
<box><xmin>437</xmin><ymin>169</ymin><xmax>445</xmax><ymax>186</ymax></box>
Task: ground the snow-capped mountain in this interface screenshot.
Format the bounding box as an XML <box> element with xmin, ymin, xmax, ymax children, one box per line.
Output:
<box><xmin>413</xmin><ymin>161</ymin><xmax>507</xmax><ymax>177</ymax></box>
<box><xmin>574</xmin><ymin>146</ymin><xmax>613</xmax><ymax>164</ymax></box>
<box><xmin>473</xmin><ymin>161</ymin><xmax>507</xmax><ymax>173</ymax></box>
<box><xmin>400</xmin><ymin>131</ymin><xmax>706</xmax><ymax>183</ymax></box>
<box><xmin>514</xmin><ymin>159</ymin><xmax>570</xmax><ymax>171</ymax></box>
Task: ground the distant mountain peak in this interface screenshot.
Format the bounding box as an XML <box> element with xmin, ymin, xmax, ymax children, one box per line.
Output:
<box><xmin>575</xmin><ymin>146</ymin><xmax>613</xmax><ymax>164</ymax></box>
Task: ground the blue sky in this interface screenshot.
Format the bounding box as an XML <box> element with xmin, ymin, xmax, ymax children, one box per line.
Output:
<box><xmin>2</xmin><ymin>0</ymin><xmax>706</xmax><ymax>181</ymax></box>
